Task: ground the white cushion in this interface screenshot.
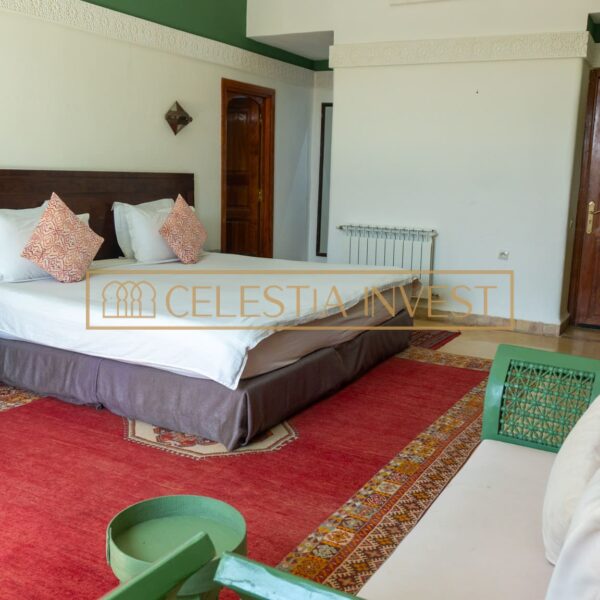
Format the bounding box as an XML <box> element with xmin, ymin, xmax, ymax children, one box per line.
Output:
<box><xmin>125</xmin><ymin>206</ymin><xmax>178</xmax><ymax>263</ymax></box>
<box><xmin>0</xmin><ymin>203</ymin><xmax>90</xmax><ymax>283</ymax></box>
<box><xmin>112</xmin><ymin>198</ymin><xmax>173</xmax><ymax>259</ymax></box>
<box><xmin>546</xmin><ymin>468</ymin><xmax>600</xmax><ymax>600</ymax></box>
<box><xmin>360</xmin><ymin>440</ymin><xmax>555</xmax><ymax>600</ymax></box>
<box><xmin>543</xmin><ymin>395</ymin><xmax>600</xmax><ymax>564</ymax></box>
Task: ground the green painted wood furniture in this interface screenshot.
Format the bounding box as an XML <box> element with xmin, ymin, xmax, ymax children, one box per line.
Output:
<box><xmin>101</xmin><ymin>544</ymin><xmax>360</xmax><ymax>600</ymax></box>
<box><xmin>482</xmin><ymin>344</ymin><xmax>600</xmax><ymax>452</ymax></box>
<box><xmin>106</xmin><ymin>495</ymin><xmax>246</xmax><ymax>599</ymax></box>
<box><xmin>102</xmin><ymin>495</ymin><xmax>361</xmax><ymax>599</ymax></box>
<box><xmin>214</xmin><ymin>552</ymin><xmax>360</xmax><ymax>600</ymax></box>
<box><xmin>101</xmin><ymin>532</ymin><xmax>215</xmax><ymax>600</ymax></box>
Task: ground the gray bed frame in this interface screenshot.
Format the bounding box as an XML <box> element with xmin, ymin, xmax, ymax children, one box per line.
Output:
<box><xmin>0</xmin><ymin>169</ymin><xmax>412</xmax><ymax>449</ymax></box>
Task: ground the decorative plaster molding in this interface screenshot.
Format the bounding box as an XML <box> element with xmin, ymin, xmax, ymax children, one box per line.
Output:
<box><xmin>0</xmin><ymin>0</ymin><xmax>313</xmax><ymax>86</ymax></box>
<box><xmin>330</xmin><ymin>32</ymin><xmax>594</xmax><ymax>69</ymax></box>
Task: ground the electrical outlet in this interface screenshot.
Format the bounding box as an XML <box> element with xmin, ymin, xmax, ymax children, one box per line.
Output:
<box><xmin>498</xmin><ymin>251</ymin><xmax>509</xmax><ymax>261</ymax></box>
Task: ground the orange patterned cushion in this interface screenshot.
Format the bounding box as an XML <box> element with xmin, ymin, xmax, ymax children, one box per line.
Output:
<box><xmin>159</xmin><ymin>195</ymin><xmax>207</xmax><ymax>264</ymax></box>
<box><xmin>21</xmin><ymin>193</ymin><xmax>104</xmax><ymax>283</ymax></box>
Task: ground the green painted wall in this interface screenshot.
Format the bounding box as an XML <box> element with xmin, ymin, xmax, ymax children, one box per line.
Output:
<box><xmin>589</xmin><ymin>15</ymin><xmax>600</xmax><ymax>43</ymax></box>
<box><xmin>83</xmin><ymin>0</ymin><xmax>329</xmax><ymax>70</ymax></box>
<box><xmin>313</xmin><ymin>59</ymin><xmax>332</xmax><ymax>72</ymax></box>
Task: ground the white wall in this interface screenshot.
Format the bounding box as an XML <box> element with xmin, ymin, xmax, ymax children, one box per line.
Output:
<box><xmin>328</xmin><ymin>0</ymin><xmax>600</xmax><ymax>44</ymax></box>
<box><xmin>327</xmin><ymin>58</ymin><xmax>586</xmax><ymax>324</ymax></box>
<box><xmin>0</xmin><ymin>10</ymin><xmax>313</xmax><ymax>260</ymax></box>
<box><xmin>308</xmin><ymin>71</ymin><xmax>334</xmax><ymax>262</ymax></box>
<box><xmin>248</xmin><ymin>0</ymin><xmax>600</xmax><ymax>43</ymax></box>
<box><xmin>247</xmin><ymin>0</ymin><xmax>600</xmax><ymax>324</ymax></box>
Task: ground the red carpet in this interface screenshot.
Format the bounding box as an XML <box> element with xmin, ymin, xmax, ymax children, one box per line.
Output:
<box><xmin>410</xmin><ymin>329</ymin><xmax>460</xmax><ymax>349</ymax></box>
<box><xmin>0</xmin><ymin>353</ymin><xmax>486</xmax><ymax>599</ymax></box>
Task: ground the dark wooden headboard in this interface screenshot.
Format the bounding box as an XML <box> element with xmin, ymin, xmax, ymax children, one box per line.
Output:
<box><xmin>0</xmin><ymin>169</ymin><xmax>194</xmax><ymax>259</ymax></box>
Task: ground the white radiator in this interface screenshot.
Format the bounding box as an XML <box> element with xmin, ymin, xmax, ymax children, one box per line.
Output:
<box><xmin>337</xmin><ymin>224</ymin><xmax>437</xmax><ymax>285</ymax></box>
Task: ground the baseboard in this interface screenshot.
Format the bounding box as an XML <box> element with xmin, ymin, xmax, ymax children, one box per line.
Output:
<box><xmin>414</xmin><ymin>306</ymin><xmax>563</xmax><ymax>337</ymax></box>
<box><xmin>559</xmin><ymin>314</ymin><xmax>571</xmax><ymax>336</ymax></box>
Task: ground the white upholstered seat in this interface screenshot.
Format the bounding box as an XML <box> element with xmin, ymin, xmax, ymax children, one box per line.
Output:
<box><xmin>361</xmin><ymin>440</ymin><xmax>555</xmax><ymax>600</ymax></box>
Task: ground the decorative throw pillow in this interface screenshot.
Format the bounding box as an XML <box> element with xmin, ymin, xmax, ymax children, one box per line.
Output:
<box><xmin>21</xmin><ymin>193</ymin><xmax>104</xmax><ymax>283</ymax></box>
<box><xmin>113</xmin><ymin>198</ymin><xmax>174</xmax><ymax>258</ymax></box>
<box><xmin>543</xmin><ymin>394</ymin><xmax>600</xmax><ymax>564</ymax></box>
<box><xmin>0</xmin><ymin>203</ymin><xmax>90</xmax><ymax>282</ymax></box>
<box><xmin>546</xmin><ymin>468</ymin><xmax>600</xmax><ymax>599</ymax></box>
<box><xmin>159</xmin><ymin>195</ymin><xmax>207</xmax><ymax>264</ymax></box>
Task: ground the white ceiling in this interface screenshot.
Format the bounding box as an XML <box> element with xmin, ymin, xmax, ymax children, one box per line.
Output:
<box><xmin>251</xmin><ymin>30</ymin><xmax>333</xmax><ymax>61</ymax></box>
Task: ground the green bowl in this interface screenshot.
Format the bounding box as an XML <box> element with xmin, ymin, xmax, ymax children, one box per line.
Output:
<box><xmin>106</xmin><ymin>495</ymin><xmax>247</xmax><ymax>585</ymax></box>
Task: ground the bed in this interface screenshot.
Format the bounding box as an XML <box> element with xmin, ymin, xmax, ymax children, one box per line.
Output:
<box><xmin>0</xmin><ymin>169</ymin><xmax>413</xmax><ymax>449</ymax></box>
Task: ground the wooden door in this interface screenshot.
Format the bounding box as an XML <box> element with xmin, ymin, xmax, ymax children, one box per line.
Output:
<box><xmin>221</xmin><ymin>79</ymin><xmax>274</xmax><ymax>257</ymax></box>
<box><xmin>571</xmin><ymin>70</ymin><xmax>600</xmax><ymax>326</ymax></box>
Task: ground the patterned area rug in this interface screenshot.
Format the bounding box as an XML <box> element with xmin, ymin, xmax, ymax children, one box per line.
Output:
<box><xmin>0</xmin><ymin>381</ymin><xmax>299</xmax><ymax>459</ymax></box>
<box><xmin>126</xmin><ymin>419</ymin><xmax>297</xmax><ymax>459</ymax></box>
<box><xmin>410</xmin><ymin>329</ymin><xmax>461</xmax><ymax>350</ymax></box>
<box><xmin>120</xmin><ymin>337</ymin><xmax>463</xmax><ymax>460</ymax></box>
<box><xmin>1</xmin><ymin>348</ymin><xmax>489</xmax><ymax>598</ymax></box>
<box><xmin>278</xmin><ymin>346</ymin><xmax>491</xmax><ymax>594</ymax></box>
<box><xmin>400</xmin><ymin>346</ymin><xmax>490</xmax><ymax>372</ymax></box>
<box><xmin>0</xmin><ymin>384</ymin><xmax>39</xmax><ymax>412</ymax></box>
<box><xmin>0</xmin><ymin>337</ymin><xmax>464</xmax><ymax>462</ymax></box>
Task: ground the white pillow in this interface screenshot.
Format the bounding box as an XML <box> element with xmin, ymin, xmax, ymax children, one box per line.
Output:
<box><xmin>113</xmin><ymin>199</ymin><xmax>174</xmax><ymax>258</ymax></box>
<box><xmin>0</xmin><ymin>204</ymin><xmax>90</xmax><ymax>283</ymax></box>
<box><xmin>126</xmin><ymin>205</ymin><xmax>177</xmax><ymax>263</ymax></box>
<box><xmin>546</xmin><ymin>468</ymin><xmax>600</xmax><ymax>600</ymax></box>
<box><xmin>543</xmin><ymin>394</ymin><xmax>600</xmax><ymax>564</ymax></box>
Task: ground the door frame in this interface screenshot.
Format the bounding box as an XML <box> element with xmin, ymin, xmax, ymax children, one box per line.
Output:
<box><xmin>316</xmin><ymin>102</ymin><xmax>333</xmax><ymax>258</ymax></box>
<box><xmin>221</xmin><ymin>78</ymin><xmax>275</xmax><ymax>258</ymax></box>
<box><xmin>569</xmin><ymin>69</ymin><xmax>599</xmax><ymax>323</ymax></box>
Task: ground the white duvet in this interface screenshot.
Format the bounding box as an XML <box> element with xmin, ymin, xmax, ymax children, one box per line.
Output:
<box><xmin>0</xmin><ymin>253</ymin><xmax>413</xmax><ymax>389</ymax></box>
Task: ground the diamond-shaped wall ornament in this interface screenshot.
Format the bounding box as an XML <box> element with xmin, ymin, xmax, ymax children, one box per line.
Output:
<box><xmin>165</xmin><ymin>101</ymin><xmax>193</xmax><ymax>135</ymax></box>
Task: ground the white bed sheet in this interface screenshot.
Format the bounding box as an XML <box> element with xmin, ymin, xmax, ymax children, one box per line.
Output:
<box><xmin>0</xmin><ymin>253</ymin><xmax>413</xmax><ymax>389</ymax></box>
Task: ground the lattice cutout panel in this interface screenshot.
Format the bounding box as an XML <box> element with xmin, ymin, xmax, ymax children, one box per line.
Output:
<box><xmin>499</xmin><ymin>359</ymin><xmax>596</xmax><ymax>449</ymax></box>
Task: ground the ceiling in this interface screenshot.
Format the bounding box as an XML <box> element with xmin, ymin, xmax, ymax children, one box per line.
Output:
<box><xmin>250</xmin><ymin>30</ymin><xmax>333</xmax><ymax>61</ymax></box>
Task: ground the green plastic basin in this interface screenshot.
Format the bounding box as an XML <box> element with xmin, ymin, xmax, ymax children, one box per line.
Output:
<box><xmin>106</xmin><ymin>495</ymin><xmax>247</xmax><ymax>588</ymax></box>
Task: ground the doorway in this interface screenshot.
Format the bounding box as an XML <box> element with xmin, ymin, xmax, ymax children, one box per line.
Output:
<box><xmin>221</xmin><ymin>79</ymin><xmax>275</xmax><ymax>257</ymax></box>
<box><xmin>570</xmin><ymin>69</ymin><xmax>600</xmax><ymax>327</ymax></box>
<box><xmin>316</xmin><ymin>102</ymin><xmax>333</xmax><ymax>257</ymax></box>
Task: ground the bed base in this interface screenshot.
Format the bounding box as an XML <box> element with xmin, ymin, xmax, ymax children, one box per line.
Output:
<box><xmin>0</xmin><ymin>311</ymin><xmax>411</xmax><ymax>450</ymax></box>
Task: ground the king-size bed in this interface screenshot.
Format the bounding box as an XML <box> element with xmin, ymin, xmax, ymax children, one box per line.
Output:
<box><xmin>0</xmin><ymin>169</ymin><xmax>413</xmax><ymax>449</ymax></box>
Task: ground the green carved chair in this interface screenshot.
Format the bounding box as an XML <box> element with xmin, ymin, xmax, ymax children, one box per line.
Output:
<box><xmin>101</xmin><ymin>537</ymin><xmax>358</xmax><ymax>600</ymax></box>
<box><xmin>481</xmin><ymin>344</ymin><xmax>600</xmax><ymax>452</ymax></box>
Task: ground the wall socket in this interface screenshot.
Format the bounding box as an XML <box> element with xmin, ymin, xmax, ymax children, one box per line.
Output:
<box><xmin>498</xmin><ymin>251</ymin><xmax>510</xmax><ymax>260</ymax></box>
